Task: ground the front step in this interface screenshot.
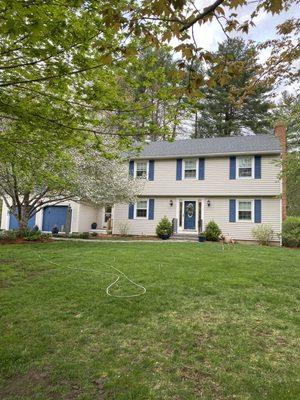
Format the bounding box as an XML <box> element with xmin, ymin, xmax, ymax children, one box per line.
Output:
<box><xmin>89</xmin><ymin>229</ymin><xmax>107</xmax><ymax>235</ymax></box>
<box><xmin>170</xmin><ymin>233</ymin><xmax>199</xmax><ymax>242</ymax></box>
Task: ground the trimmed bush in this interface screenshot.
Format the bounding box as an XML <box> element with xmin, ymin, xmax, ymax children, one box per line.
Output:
<box><xmin>252</xmin><ymin>224</ymin><xmax>274</xmax><ymax>245</ymax></box>
<box><xmin>205</xmin><ymin>220</ymin><xmax>221</xmax><ymax>241</ymax></box>
<box><xmin>21</xmin><ymin>227</ymin><xmax>42</xmax><ymax>241</ymax></box>
<box><xmin>67</xmin><ymin>232</ymin><xmax>90</xmax><ymax>239</ymax></box>
<box><xmin>78</xmin><ymin>232</ymin><xmax>90</xmax><ymax>239</ymax></box>
<box><xmin>0</xmin><ymin>230</ymin><xmax>18</xmax><ymax>241</ymax></box>
<box><xmin>156</xmin><ymin>217</ymin><xmax>172</xmax><ymax>238</ymax></box>
<box><xmin>282</xmin><ymin>216</ymin><xmax>300</xmax><ymax>247</ymax></box>
<box><xmin>0</xmin><ymin>228</ymin><xmax>49</xmax><ymax>242</ymax></box>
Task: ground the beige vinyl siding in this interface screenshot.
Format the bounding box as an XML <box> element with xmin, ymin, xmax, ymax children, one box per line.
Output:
<box><xmin>141</xmin><ymin>155</ymin><xmax>281</xmax><ymax>197</ymax></box>
<box><xmin>76</xmin><ymin>203</ymin><xmax>103</xmax><ymax>232</ymax></box>
<box><xmin>204</xmin><ymin>197</ymin><xmax>281</xmax><ymax>241</ymax></box>
<box><xmin>113</xmin><ymin>198</ymin><xmax>176</xmax><ymax>236</ymax></box>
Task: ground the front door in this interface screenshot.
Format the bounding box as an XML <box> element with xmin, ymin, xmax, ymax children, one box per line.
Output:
<box><xmin>103</xmin><ymin>205</ymin><xmax>112</xmax><ymax>227</ymax></box>
<box><xmin>184</xmin><ymin>201</ymin><xmax>196</xmax><ymax>230</ymax></box>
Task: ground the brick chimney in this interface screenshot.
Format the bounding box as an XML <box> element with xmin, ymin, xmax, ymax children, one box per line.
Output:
<box><xmin>274</xmin><ymin>122</ymin><xmax>287</xmax><ymax>221</ymax></box>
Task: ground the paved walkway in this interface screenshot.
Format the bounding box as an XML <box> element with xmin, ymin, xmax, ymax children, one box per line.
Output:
<box><xmin>53</xmin><ymin>238</ymin><xmax>198</xmax><ymax>243</ymax></box>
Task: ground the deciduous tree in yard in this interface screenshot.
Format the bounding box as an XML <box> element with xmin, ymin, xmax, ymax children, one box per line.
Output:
<box><xmin>0</xmin><ymin>0</ymin><xmax>299</xmax><ymax>229</ymax></box>
<box><xmin>0</xmin><ymin>1</ymin><xmax>299</xmax><ymax>149</ymax></box>
<box><xmin>0</xmin><ymin>141</ymin><xmax>142</xmax><ymax>232</ymax></box>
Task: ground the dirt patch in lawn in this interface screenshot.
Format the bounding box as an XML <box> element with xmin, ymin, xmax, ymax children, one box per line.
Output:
<box><xmin>0</xmin><ymin>238</ymin><xmax>53</xmax><ymax>245</ymax></box>
<box><xmin>0</xmin><ymin>368</ymin><xmax>85</xmax><ymax>400</ymax></box>
<box><xmin>0</xmin><ymin>259</ymin><xmax>12</xmax><ymax>264</ymax></box>
<box><xmin>93</xmin><ymin>377</ymin><xmax>107</xmax><ymax>400</ymax></box>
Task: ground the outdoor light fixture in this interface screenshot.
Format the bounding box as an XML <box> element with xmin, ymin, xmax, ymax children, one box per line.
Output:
<box><xmin>169</xmin><ymin>200</ymin><xmax>173</xmax><ymax>207</ymax></box>
<box><xmin>207</xmin><ymin>200</ymin><xmax>211</xmax><ymax>207</ymax></box>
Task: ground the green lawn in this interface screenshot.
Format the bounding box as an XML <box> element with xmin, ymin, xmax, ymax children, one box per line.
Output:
<box><xmin>0</xmin><ymin>242</ymin><xmax>299</xmax><ymax>400</ymax></box>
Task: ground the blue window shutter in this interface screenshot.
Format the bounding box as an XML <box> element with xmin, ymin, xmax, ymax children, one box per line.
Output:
<box><xmin>148</xmin><ymin>199</ymin><xmax>154</xmax><ymax>220</ymax></box>
<box><xmin>254</xmin><ymin>199</ymin><xmax>261</xmax><ymax>223</ymax></box>
<box><xmin>149</xmin><ymin>160</ymin><xmax>154</xmax><ymax>181</ymax></box>
<box><xmin>229</xmin><ymin>157</ymin><xmax>236</xmax><ymax>179</ymax></box>
<box><xmin>198</xmin><ymin>158</ymin><xmax>205</xmax><ymax>180</ymax></box>
<box><xmin>129</xmin><ymin>160</ymin><xmax>134</xmax><ymax>177</ymax></box>
<box><xmin>128</xmin><ymin>203</ymin><xmax>134</xmax><ymax>219</ymax></box>
<box><xmin>254</xmin><ymin>155</ymin><xmax>261</xmax><ymax>179</ymax></box>
<box><xmin>176</xmin><ymin>159</ymin><xmax>182</xmax><ymax>180</ymax></box>
<box><xmin>229</xmin><ymin>199</ymin><xmax>236</xmax><ymax>222</ymax></box>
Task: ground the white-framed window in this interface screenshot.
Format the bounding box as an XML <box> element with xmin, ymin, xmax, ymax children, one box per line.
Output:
<box><xmin>237</xmin><ymin>200</ymin><xmax>253</xmax><ymax>221</ymax></box>
<box><xmin>135</xmin><ymin>199</ymin><xmax>148</xmax><ymax>218</ymax></box>
<box><xmin>135</xmin><ymin>160</ymin><xmax>148</xmax><ymax>179</ymax></box>
<box><xmin>183</xmin><ymin>159</ymin><xmax>197</xmax><ymax>179</ymax></box>
<box><xmin>237</xmin><ymin>156</ymin><xmax>253</xmax><ymax>178</ymax></box>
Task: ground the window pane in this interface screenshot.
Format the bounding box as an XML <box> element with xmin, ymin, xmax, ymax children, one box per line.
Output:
<box><xmin>239</xmin><ymin>168</ymin><xmax>252</xmax><ymax>177</ymax></box>
<box><xmin>137</xmin><ymin>200</ymin><xmax>147</xmax><ymax>209</ymax></box>
<box><xmin>136</xmin><ymin>209</ymin><xmax>147</xmax><ymax>217</ymax></box>
<box><xmin>185</xmin><ymin>169</ymin><xmax>196</xmax><ymax>178</ymax></box>
<box><xmin>239</xmin><ymin>201</ymin><xmax>251</xmax><ymax>211</ymax></box>
<box><xmin>238</xmin><ymin>157</ymin><xmax>252</xmax><ymax>168</ymax></box>
<box><xmin>239</xmin><ymin>211</ymin><xmax>252</xmax><ymax>220</ymax></box>
<box><xmin>185</xmin><ymin>159</ymin><xmax>196</xmax><ymax>169</ymax></box>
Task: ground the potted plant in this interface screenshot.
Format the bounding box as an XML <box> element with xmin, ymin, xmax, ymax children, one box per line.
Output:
<box><xmin>160</xmin><ymin>229</ymin><xmax>170</xmax><ymax>240</ymax></box>
<box><xmin>51</xmin><ymin>225</ymin><xmax>59</xmax><ymax>236</ymax></box>
<box><xmin>198</xmin><ymin>233</ymin><xmax>206</xmax><ymax>242</ymax></box>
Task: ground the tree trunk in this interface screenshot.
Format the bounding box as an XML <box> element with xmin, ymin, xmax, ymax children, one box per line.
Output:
<box><xmin>16</xmin><ymin>202</ymin><xmax>31</xmax><ymax>236</ymax></box>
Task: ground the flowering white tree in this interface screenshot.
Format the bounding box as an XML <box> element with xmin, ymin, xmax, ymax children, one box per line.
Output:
<box><xmin>0</xmin><ymin>143</ymin><xmax>142</xmax><ymax>232</ymax></box>
<box><xmin>72</xmin><ymin>148</ymin><xmax>143</xmax><ymax>205</ymax></box>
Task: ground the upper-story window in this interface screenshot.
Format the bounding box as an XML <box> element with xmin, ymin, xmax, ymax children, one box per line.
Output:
<box><xmin>184</xmin><ymin>159</ymin><xmax>197</xmax><ymax>179</ymax></box>
<box><xmin>237</xmin><ymin>156</ymin><xmax>253</xmax><ymax>178</ymax></box>
<box><xmin>135</xmin><ymin>161</ymin><xmax>148</xmax><ymax>179</ymax></box>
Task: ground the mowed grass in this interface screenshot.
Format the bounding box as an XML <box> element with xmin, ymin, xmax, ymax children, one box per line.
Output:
<box><xmin>0</xmin><ymin>242</ymin><xmax>299</xmax><ymax>400</ymax></box>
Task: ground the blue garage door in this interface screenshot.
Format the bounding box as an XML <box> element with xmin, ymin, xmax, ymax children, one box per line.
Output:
<box><xmin>9</xmin><ymin>213</ymin><xmax>36</xmax><ymax>230</ymax></box>
<box><xmin>42</xmin><ymin>206</ymin><xmax>68</xmax><ymax>232</ymax></box>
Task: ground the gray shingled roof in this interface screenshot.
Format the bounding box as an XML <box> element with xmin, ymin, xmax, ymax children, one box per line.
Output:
<box><xmin>131</xmin><ymin>134</ymin><xmax>281</xmax><ymax>159</ymax></box>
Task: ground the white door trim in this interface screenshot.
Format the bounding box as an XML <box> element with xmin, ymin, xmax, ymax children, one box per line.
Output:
<box><xmin>177</xmin><ymin>198</ymin><xmax>204</xmax><ymax>233</ymax></box>
<box><xmin>103</xmin><ymin>205</ymin><xmax>113</xmax><ymax>228</ymax></box>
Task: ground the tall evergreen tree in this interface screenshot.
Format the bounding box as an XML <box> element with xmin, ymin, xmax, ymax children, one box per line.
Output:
<box><xmin>270</xmin><ymin>92</ymin><xmax>300</xmax><ymax>150</ymax></box>
<box><xmin>127</xmin><ymin>47</ymin><xmax>190</xmax><ymax>141</ymax></box>
<box><xmin>192</xmin><ymin>38</ymin><xmax>273</xmax><ymax>138</ymax></box>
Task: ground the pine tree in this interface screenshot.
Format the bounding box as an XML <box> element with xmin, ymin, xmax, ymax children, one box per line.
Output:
<box><xmin>270</xmin><ymin>92</ymin><xmax>300</xmax><ymax>151</ymax></box>
<box><xmin>192</xmin><ymin>38</ymin><xmax>273</xmax><ymax>138</ymax></box>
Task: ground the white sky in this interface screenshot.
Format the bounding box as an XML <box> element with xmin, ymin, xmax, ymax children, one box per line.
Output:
<box><xmin>187</xmin><ymin>1</ymin><xmax>300</xmax><ymax>98</ymax></box>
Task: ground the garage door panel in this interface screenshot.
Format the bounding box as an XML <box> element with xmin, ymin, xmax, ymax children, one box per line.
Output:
<box><xmin>42</xmin><ymin>206</ymin><xmax>68</xmax><ymax>232</ymax></box>
<box><xmin>9</xmin><ymin>213</ymin><xmax>36</xmax><ymax>230</ymax></box>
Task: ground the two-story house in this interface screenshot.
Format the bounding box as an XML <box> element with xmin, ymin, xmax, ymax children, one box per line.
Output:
<box><xmin>112</xmin><ymin>125</ymin><xmax>286</xmax><ymax>243</ymax></box>
<box><xmin>1</xmin><ymin>125</ymin><xmax>286</xmax><ymax>244</ymax></box>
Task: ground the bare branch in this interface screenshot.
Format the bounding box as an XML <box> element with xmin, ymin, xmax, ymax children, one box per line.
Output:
<box><xmin>180</xmin><ymin>0</ymin><xmax>226</xmax><ymax>32</ymax></box>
